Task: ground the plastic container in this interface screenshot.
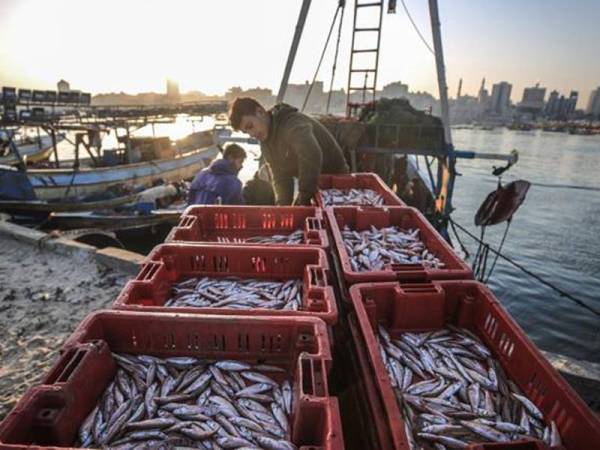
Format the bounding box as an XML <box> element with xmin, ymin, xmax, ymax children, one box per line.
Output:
<box><xmin>112</xmin><ymin>243</ymin><xmax>338</xmax><ymax>325</ymax></box>
<box><xmin>166</xmin><ymin>205</ymin><xmax>329</xmax><ymax>249</ymax></box>
<box><xmin>350</xmin><ymin>279</ymin><xmax>600</xmax><ymax>450</ymax></box>
<box><xmin>315</xmin><ymin>173</ymin><xmax>406</xmax><ymax>207</ymax></box>
<box><xmin>326</xmin><ymin>206</ymin><xmax>473</xmax><ymax>284</ymax></box>
<box><xmin>0</xmin><ymin>310</ymin><xmax>344</xmax><ymax>450</ymax></box>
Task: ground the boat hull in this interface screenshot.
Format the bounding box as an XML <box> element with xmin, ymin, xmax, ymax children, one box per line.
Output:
<box><xmin>0</xmin><ymin>135</ymin><xmax>61</xmax><ymax>165</ymax></box>
<box><xmin>27</xmin><ymin>145</ymin><xmax>219</xmax><ymax>200</ymax></box>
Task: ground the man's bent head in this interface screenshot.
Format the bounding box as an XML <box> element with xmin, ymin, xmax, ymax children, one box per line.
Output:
<box><xmin>229</xmin><ymin>97</ymin><xmax>270</xmax><ymax>142</ymax></box>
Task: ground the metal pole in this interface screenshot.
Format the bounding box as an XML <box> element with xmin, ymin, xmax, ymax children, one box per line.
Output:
<box><xmin>428</xmin><ymin>0</ymin><xmax>454</xmax><ymax>218</ymax></box>
<box><xmin>276</xmin><ymin>0</ymin><xmax>312</xmax><ymax>103</ymax></box>
<box><xmin>428</xmin><ymin>0</ymin><xmax>451</xmax><ymax>145</ymax></box>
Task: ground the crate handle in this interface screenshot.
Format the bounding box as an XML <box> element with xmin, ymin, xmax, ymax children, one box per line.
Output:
<box><xmin>306</xmin><ymin>216</ymin><xmax>324</xmax><ymax>232</ymax></box>
<box><xmin>177</xmin><ymin>215</ymin><xmax>196</xmax><ymax>229</ymax></box>
<box><xmin>299</xmin><ymin>355</ymin><xmax>327</xmax><ymax>398</ymax></box>
<box><xmin>44</xmin><ymin>347</ymin><xmax>89</xmax><ymax>385</ymax></box>
<box><xmin>399</xmin><ymin>282</ymin><xmax>438</xmax><ymax>294</ymax></box>
<box><xmin>136</xmin><ymin>261</ymin><xmax>163</xmax><ymax>282</ymax></box>
<box><xmin>390</xmin><ymin>263</ymin><xmax>427</xmax><ymax>281</ymax></box>
<box><xmin>308</xmin><ymin>266</ymin><xmax>328</xmax><ymax>288</ymax></box>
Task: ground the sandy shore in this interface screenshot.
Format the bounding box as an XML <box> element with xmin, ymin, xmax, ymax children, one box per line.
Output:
<box><xmin>0</xmin><ymin>235</ymin><xmax>129</xmax><ymax>420</ymax></box>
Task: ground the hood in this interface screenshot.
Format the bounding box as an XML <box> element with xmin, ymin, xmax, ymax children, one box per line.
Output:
<box><xmin>266</xmin><ymin>103</ymin><xmax>298</xmax><ymax>143</ymax></box>
<box><xmin>209</xmin><ymin>158</ymin><xmax>237</xmax><ymax>175</ymax></box>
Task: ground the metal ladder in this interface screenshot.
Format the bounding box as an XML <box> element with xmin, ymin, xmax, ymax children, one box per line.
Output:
<box><xmin>346</xmin><ymin>0</ymin><xmax>384</xmax><ymax>117</ymax></box>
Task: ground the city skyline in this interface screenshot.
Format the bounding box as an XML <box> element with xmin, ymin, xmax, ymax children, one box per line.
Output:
<box><xmin>1</xmin><ymin>0</ymin><xmax>599</xmax><ymax>107</ymax></box>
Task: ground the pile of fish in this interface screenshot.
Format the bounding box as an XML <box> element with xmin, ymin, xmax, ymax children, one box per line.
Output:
<box><xmin>77</xmin><ymin>354</ymin><xmax>297</xmax><ymax>449</ymax></box>
<box><xmin>321</xmin><ymin>188</ymin><xmax>384</xmax><ymax>206</ymax></box>
<box><xmin>215</xmin><ymin>229</ymin><xmax>304</xmax><ymax>245</ymax></box>
<box><xmin>164</xmin><ymin>277</ymin><xmax>304</xmax><ymax>311</ymax></box>
<box><xmin>377</xmin><ymin>325</ymin><xmax>562</xmax><ymax>449</ymax></box>
<box><xmin>341</xmin><ymin>225</ymin><xmax>444</xmax><ymax>271</ymax></box>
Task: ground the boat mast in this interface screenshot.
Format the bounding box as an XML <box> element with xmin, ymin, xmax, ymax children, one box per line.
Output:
<box><xmin>276</xmin><ymin>0</ymin><xmax>312</xmax><ymax>103</ymax></box>
<box><xmin>428</xmin><ymin>0</ymin><xmax>454</xmax><ymax>217</ymax></box>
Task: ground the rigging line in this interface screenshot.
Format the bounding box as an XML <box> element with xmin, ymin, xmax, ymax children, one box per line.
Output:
<box><xmin>301</xmin><ymin>5</ymin><xmax>341</xmax><ymax>113</ymax></box>
<box><xmin>449</xmin><ymin>217</ymin><xmax>600</xmax><ymax>318</ymax></box>
<box><xmin>483</xmin><ymin>219</ymin><xmax>511</xmax><ymax>283</ymax></box>
<box><xmin>399</xmin><ymin>0</ymin><xmax>435</xmax><ymax>55</ymax></box>
<box><xmin>326</xmin><ymin>2</ymin><xmax>346</xmax><ymax>114</ymax></box>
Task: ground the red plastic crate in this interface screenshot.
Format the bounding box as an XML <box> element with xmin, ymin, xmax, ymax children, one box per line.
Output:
<box><xmin>326</xmin><ymin>206</ymin><xmax>473</xmax><ymax>284</ymax></box>
<box><xmin>166</xmin><ymin>205</ymin><xmax>329</xmax><ymax>249</ymax></box>
<box><xmin>0</xmin><ymin>310</ymin><xmax>344</xmax><ymax>450</ymax></box>
<box><xmin>349</xmin><ymin>280</ymin><xmax>600</xmax><ymax>450</ymax></box>
<box><xmin>112</xmin><ymin>243</ymin><xmax>339</xmax><ymax>325</ymax></box>
<box><xmin>315</xmin><ymin>173</ymin><xmax>406</xmax><ymax>207</ymax></box>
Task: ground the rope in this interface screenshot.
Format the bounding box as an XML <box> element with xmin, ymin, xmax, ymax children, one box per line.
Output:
<box><xmin>450</xmin><ymin>217</ymin><xmax>600</xmax><ymax>318</ymax></box>
<box><xmin>326</xmin><ymin>1</ymin><xmax>346</xmax><ymax>114</ymax></box>
<box><xmin>483</xmin><ymin>219</ymin><xmax>511</xmax><ymax>283</ymax></box>
<box><xmin>301</xmin><ymin>5</ymin><xmax>341</xmax><ymax>113</ymax></box>
<box><xmin>399</xmin><ymin>0</ymin><xmax>435</xmax><ymax>55</ymax></box>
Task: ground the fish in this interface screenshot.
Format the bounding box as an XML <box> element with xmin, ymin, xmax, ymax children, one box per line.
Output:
<box><xmin>321</xmin><ymin>188</ymin><xmax>385</xmax><ymax>206</ymax></box>
<box><xmin>216</xmin><ymin>229</ymin><xmax>305</xmax><ymax>245</ymax></box>
<box><xmin>165</xmin><ymin>277</ymin><xmax>304</xmax><ymax>311</ymax></box>
<box><xmin>377</xmin><ymin>326</ymin><xmax>562</xmax><ymax>449</ymax></box>
<box><xmin>75</xmin><ymin>353</ymin><xmax>296</xmax><ymax>449</ymax></box>
<box><xmin>341</xmin><ymin>225</ymin><xmax>444</xmax><ymax>272</ymax></box>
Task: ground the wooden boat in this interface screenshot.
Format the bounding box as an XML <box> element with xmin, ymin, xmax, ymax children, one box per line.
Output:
<box><xmin>26</xmin><ymin>144</ymin><xmax>220</xmax><ymax>200</ymax></box>
<box><xmin>0</xmin><ymin>193</ymin><xmax>140</xmax><ymax>215</ymax></box>
<box><xmin>46</xmin><ymin>209</ymin><xmax>181</xmax><ymax>230</ymax></box>
<box><xmin>0</xmin><ymin>135</ymin><xmax>64</xmax><ymax>165</ymax></box>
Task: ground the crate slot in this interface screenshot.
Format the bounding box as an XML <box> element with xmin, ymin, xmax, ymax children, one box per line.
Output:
<box><xmin>136</xmin><ymin>261</ymin><xmax>161</xmax><ymax>282</ymax></box>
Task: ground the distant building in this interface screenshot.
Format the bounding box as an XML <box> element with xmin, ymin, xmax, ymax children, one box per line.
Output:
<box><xmin>166</xmin><ymin>79</ymin><xmax>180</xmax><ymax>101</ymax></box>
<box><xmin>284</xmin><ymin>81</ymin><xmax>325</xmax><ymax>113</ymax></box>
<box><xmin>381</xmin><ymin>81</ymin><xmax>409</xmax><ymax>99</ymax></box>
<box><xmin>519</xmin><ymin>83</ymin><xmax>546</xmax><ymax>113</ymax></box>
<box><xmin>477</xmin><ymin>78</ymin><xmax>490</xmax><ymax>112</ymax></box>
<box><xmin>57</xmin><ymin>79</ymin><xmax>70</xmax><ymax>92</ymax></box>
<box><xmin>566</xmin><ymin>91</ymin><xmax>578</xmax><ymax>114</ymax></box>
<box><xmin>545</xmin><ymin>90</ymin><xmax>560</xmax><ymax>116</ymax></box>
<box><xmin>490</xmin><ymin>82</ymin><xmax>512</xmax><ymax>115</ymax></box>
<box><xmin>585</xmin><ymin>87</ymin><xmax>600</xmax><ymax>116</ymax></box>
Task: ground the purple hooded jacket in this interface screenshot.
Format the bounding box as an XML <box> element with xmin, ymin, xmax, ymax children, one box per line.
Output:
<box><xmin>188</xmin><ymin>158</ymin><xmax>243</xmax><ymax>205</ymax></box>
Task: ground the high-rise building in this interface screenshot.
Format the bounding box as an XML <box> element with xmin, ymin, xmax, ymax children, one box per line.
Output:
<box><xmin>586</xmin><ymin>87</ymin><xmax>600</xmax><ymax>116</ymax></box>
<box><xmin>477</xmin><ymin>78</ymin><xmax>490</xmax><ymax>112</ymax></box>
<box><xmin>490</xmin><ymin>82</ymin><xmax>512</xmax><ymax>115</ymax></box>
<box><xmin>545</xmin><ymin>90</ymin><xmax>559</xmax><ymax>116</ymax></box>
<box><xmin>519</xmin><ymin>83</ymin><xmax>546</xmax><ymax>113</ymax></box>
<box><xmin>566</xmin><ymin>91</ymin><xmax>578</xmax><ymax>114</ymax></box>
<box><xmin>166</xmin><ymin>79</ymin><xmax>180</xmax><ymax>101</ymax></box>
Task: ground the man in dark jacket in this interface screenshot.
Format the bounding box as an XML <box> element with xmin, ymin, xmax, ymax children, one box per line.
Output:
<box><xmin>188</xmin><ymin>144</ymin><xmax>246</xmax><ymax>205</ymax></box>
<box><xmin>229</xmin><ymin>97</ymin><xmax>349</xmax><ymax>205</ymax></box>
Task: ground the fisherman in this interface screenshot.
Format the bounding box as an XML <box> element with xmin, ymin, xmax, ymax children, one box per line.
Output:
<box><xmin>188</xmin><ymin>144</ymin><xmax>246</xmax><ymax>205</ymax></box>
<box><xmin>229</xmin><ymin>97</ymin><xmax>349</xmax><ymax>206</ymax></box>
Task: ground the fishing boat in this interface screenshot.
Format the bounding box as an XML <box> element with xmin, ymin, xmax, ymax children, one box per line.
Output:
<box><xmin>0</xmin><ymin>192</ymin><xmax>140</xmax><ymax>216</ymax></box>
<box><xmin>24</xmin><ymin>145</ymin><xmax>218</xmax><ymax>200</ymax></box>
<box><xmin>0</xmin><ymin>133</ymin><xmax>65</xmax><ymax>165</ymax></box>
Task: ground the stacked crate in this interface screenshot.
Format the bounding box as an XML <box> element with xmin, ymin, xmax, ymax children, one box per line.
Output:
<box><xmin>318</xmin><ymin>173</ymin><xmax>600</xmax><ymax>450</ymax></box>
<box><xmin>0</xmin><ymin>204</ymin><xmax>344</xmax><ymax>450</ymax></box>
<box><xmin>1</xmin><ymin>171</ymin><xmax>599</xmax><ymax>450</ymax></box>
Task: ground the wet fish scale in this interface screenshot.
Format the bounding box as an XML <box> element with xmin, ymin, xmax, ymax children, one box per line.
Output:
<box><xmin>166</xmin><ymin>276</ymin><xmax>303</xmax><ymax>311</ymax></box>
<box><xmin>343</xmin><ymin>225</ymin><xmax>444</xmax><ymax>272</ymax></box>
<box><xmin>321</xmin><ymin>188</ymin><xmax>384</xmax><ymax>206</ymax></box>
<box><xmin>75</xmin><ymin>354</ymin><xmax>296</xmax><ymax>449</ymax></box>
<box><xmin>377</xmin><ymin>325</ymin><xmax>562</xmax><ymax>449</ymax></box>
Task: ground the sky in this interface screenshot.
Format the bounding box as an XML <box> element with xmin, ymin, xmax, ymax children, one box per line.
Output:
<box><xmin>0</xmin><ymin>0</ymin><xmax>599</xmax><ymax>107</ymax></box>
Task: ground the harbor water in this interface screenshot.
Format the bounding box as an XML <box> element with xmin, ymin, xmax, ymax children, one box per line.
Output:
<box><xmin>451</xmin><ymin>128</ymin><xmax>600</xmax><ymax>363</ymax></box>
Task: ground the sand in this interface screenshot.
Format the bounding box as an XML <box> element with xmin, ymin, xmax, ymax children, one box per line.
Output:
<box><xmin>0</xmin><ymin>235</ymin><xmax>129</xmax><ymax>420</ymax></box>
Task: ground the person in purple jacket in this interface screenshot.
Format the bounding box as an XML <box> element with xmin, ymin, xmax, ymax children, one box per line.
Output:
<box><xmin>188</xmin><ymin>144</ymin><xmax>246</xmax><ymax>205</ymax></box>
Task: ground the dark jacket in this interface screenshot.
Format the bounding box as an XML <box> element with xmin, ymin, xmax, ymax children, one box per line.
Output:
<box><xmin>261</xmin><ymin>104</ymin><xmax>349</xmax><ymax>205</ymax></box>
<box><xmin>188</xmin><ymin>158</ymin><xmax>243</xmax><ymax>205</ymax></box>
